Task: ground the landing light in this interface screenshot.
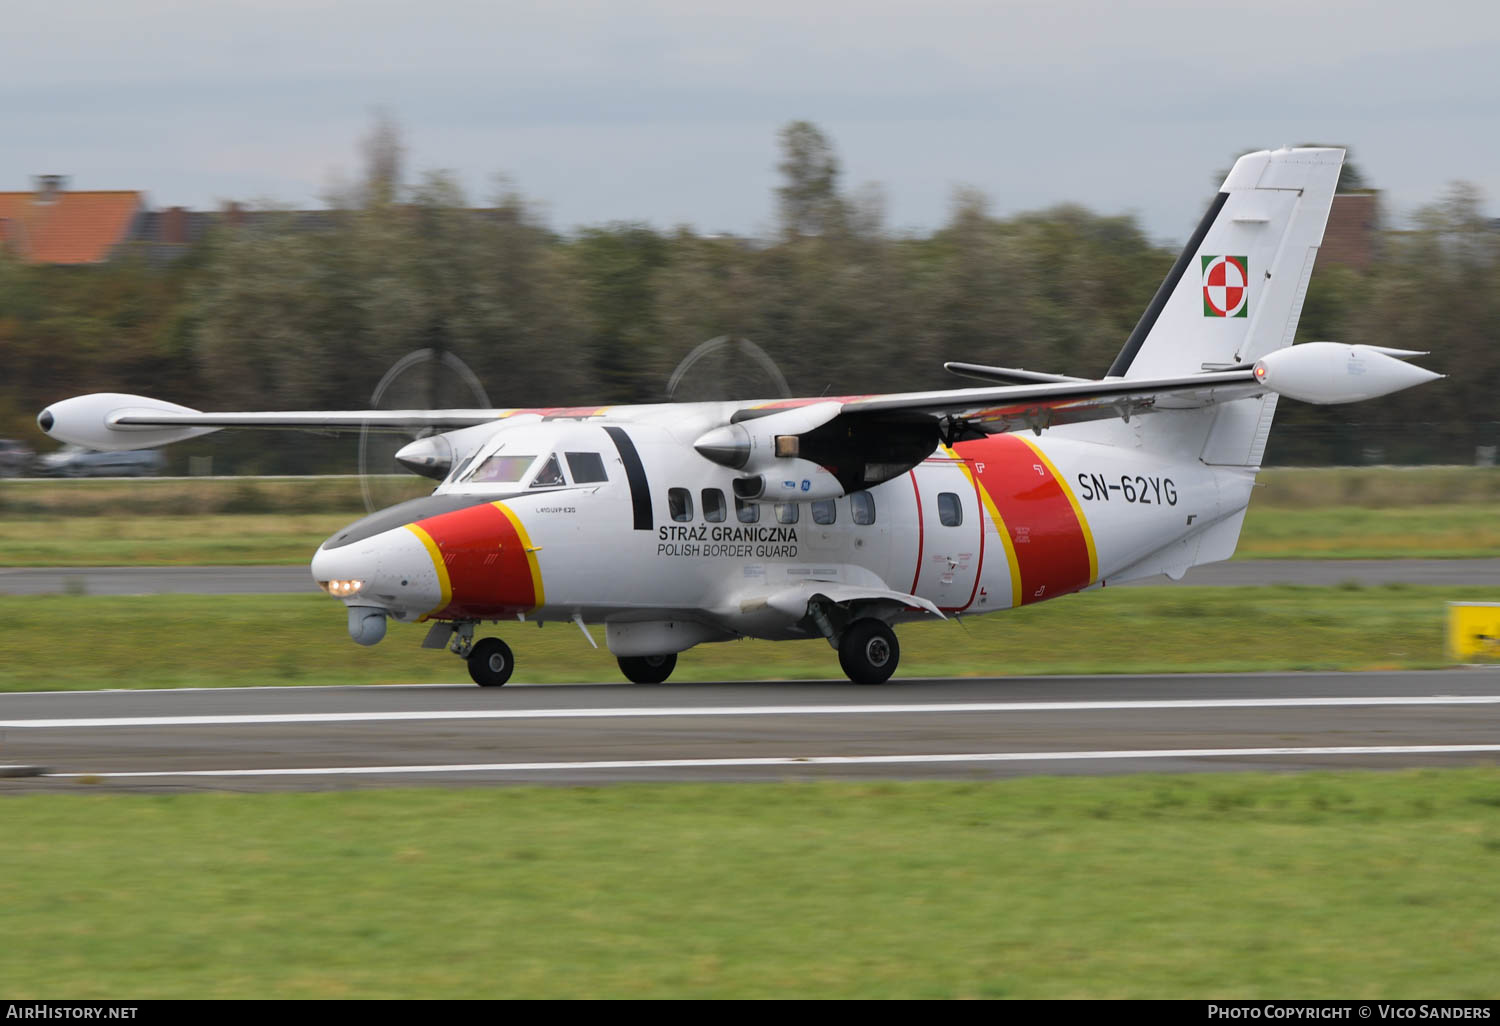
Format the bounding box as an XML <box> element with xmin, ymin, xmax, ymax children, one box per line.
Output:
<box><xmin>320</xmin><ymin>579</ymin><xmax>366</xmax><ymax>598</ymax></box>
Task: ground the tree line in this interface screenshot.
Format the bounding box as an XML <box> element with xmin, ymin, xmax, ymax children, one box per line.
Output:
<box><xmin>1</xmin><ymin>122</ymin><xmax>1494</xmax><ymax>472</ymax></box>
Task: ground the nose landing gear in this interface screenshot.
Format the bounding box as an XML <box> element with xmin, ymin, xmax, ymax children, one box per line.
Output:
<box><xmin>425</xmin><ymin>620</ymin><xmax>516</xmax><ymax>687</ymax></box>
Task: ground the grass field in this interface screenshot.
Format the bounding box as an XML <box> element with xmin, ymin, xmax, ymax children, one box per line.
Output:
<box><xmin>3</xmin><ymin>468</ymin><xmax>1496</xmax><ymax>565</ymax></box>
<box><xmin>1</xmin><ymin>585</ymin><xmax>1492</xmax><ymax>692</ymax></box>
<box><xmin>4</xmin><ymin>771</ymin><xmax>1499</xmax><ymax>998</ymax></box>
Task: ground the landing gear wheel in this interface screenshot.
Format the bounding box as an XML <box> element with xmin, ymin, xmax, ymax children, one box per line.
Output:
<box><xmin>617</xmin><ymin>653</ymin><xmax>677</xmax><ymax>684</ymax></box>
<box><xmin>467</xmin><ymin>638</ymin><xmax>514</xmax><ymax>687</ymax></box>
<box><xmin>838</xmin><ymin>619</ymin><xmax>900</xmax><ymax>684</ymax></box>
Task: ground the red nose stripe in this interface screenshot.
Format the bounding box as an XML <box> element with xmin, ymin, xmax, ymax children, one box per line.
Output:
<box><xmin>955</xmin><ymin>435</ymin><xmax>1092</xmax><ymax>605</ymax></box>
<box><xmin>412</xmin><ymin>501</ymin><xmax>539</xmax><ymax>619</ymax></box>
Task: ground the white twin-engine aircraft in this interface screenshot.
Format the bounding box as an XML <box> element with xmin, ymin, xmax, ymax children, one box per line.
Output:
<box><xmin>40</xmin><ymin>148</ymin><xmax>1439</xmax><ymax>686</ymax></box>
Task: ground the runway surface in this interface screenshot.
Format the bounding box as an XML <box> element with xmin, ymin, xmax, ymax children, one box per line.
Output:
<box><xmin>3</xmin><ymin>559</ymin><xmax>1496</xmax><ymax>596</ymax></box>
<box><xmin>3</xmin><ymin>668</ymin><xmax>1498</xmax><ymax>792</ymax></box>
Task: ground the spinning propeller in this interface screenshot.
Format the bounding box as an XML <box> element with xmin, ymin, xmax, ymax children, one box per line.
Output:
<box><xmin>357</xmin><ymin>337</ymin><xmax>792</xmax><ymax>511</ymax></box>
<box><xmin>357</xmin><ymin>348</ymin><xmax>493</xmax><ymax>513</ymax></box>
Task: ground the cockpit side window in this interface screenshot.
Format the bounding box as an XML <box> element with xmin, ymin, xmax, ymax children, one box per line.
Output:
<box><xmin>566</xmin><ymin>452</ymin><xmax>608</xmax><ymax>483</ymax></box>
<box><xmin>465</xmin><ymin>452</ymin><xmax>536</xmax><ymax>484</ymax></box>
<box><xmin>530</xmin><ymin>454</ymin><xmax>566</xmax><ymax>488</ymax></box>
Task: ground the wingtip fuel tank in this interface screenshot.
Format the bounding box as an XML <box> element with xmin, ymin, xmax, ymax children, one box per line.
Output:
<box><xmin>37</xmin><ymin>393</ymin><xmax>217</xmax><ymax>450</ymax></box>
<box><xmin>1252</xmin><ymin>343</ymin><xmax>1442</xmax><ymax>405</ymax></box>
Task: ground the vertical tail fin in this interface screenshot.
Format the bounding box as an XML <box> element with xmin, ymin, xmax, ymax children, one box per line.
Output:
<box><xmin>1108</xmin><ymin>147</ymin><xmax>1344</xmax><ymax>381</ymax></box>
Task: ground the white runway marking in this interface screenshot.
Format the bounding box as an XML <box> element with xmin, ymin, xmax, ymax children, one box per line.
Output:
<box><xmin>7</xmin><ymin>694</ymin><xmax>1500</xmax><ymax>729</ymax></box>
<box><xmin>48</xmin><ymin>745</ymin><xmax>1500</xmax><ymax>779</ymax></box>
<box><xmin>7</xmin><ymin>667</ymin><xmax>1498</xmax><ymax>698</ymax></box>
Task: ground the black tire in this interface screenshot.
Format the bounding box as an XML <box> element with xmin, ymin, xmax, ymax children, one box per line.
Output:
<box><xmin>838</xmin><ymin>619</ymin><xmax>900</xmax><ymax>684</ymax></box>
<box><xmin>617</xmin><ymin>653</ymin><xmax>677</xmax><ymax>684</ymax></box>
<box><xmin>467</xmin><ymin>637</ymin><xmax>514</xmax><ymax>687</ymax></box>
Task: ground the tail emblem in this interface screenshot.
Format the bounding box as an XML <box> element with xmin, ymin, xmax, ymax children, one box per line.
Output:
<box><xmin>1201</xmin><ymin>255</ymin><xmax>1249</xmax><ymax>318</ymax></box>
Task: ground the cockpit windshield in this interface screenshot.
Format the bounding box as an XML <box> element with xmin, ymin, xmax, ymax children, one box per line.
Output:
<box><xmin>464</xmin><ymin>452</ymin><xmax>536</xmax><ymax>484</ymax></box>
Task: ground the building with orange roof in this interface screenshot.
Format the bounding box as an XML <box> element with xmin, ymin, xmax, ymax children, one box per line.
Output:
<box><xmin>1321</xmin><ymin>191</ymin><xmax>1381</xmax><ymax>272</ymax></box>
<box><xmin>0</xmin><ymin>176</ymin><xmax>147</xmax><ymax>264</ymax></box>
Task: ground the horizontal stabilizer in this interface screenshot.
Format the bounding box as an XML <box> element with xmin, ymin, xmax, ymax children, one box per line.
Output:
<box><xmin>943</xmin><ymin>362</ymin><xmax>1087</xmax><ymax>386</ymax></box>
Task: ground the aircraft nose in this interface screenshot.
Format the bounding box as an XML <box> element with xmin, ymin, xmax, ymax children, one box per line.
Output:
<box><xmin>311</xmin><ymin>523</ymin><xmax>448</xmax><ymax>623</ymax></box>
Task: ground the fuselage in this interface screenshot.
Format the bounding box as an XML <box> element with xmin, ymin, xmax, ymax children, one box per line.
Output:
<box><xmin>310</xmin><ymin>406</ymin><xmax>1251</xmax><ymax>646</ymax></box>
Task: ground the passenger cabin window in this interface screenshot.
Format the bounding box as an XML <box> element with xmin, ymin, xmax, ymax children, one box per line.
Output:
<box><xmin>937</xmin><ymin>491</ymin><xmax>963</xmax><ymax>527</ymax></box>
<box><xmin>702</xmin><ymin>488</ymin><xmax>727</xmax><ymax>523</ymax></box>
<box><xmin>735</xmin><ymin>497</ymin><xmax>760</xmax><ymax>524</ymax></box>
<box><xmin>566</xmin><ymin>452</ymin><xmax>608</xmax><ymax>484</ymax></box>
<box><xmin>531</xmin><ymin>453</ymin><xmax>566</xmax><ymax>488</ymax></box>
<box><xmin>466</xmin><ymin>452</ymin><xmax>535</xmax><ymax>484</ymax></box>
<box><xmin>851</xmin><ymin>490</ymin><xmax>876</xmax><ymax>525</ymax></box>
<box><xmin>775</xmin><ymin>503</ymin><xmax>799</xmax><ymax>525</ymax></box>
<box><xmin>811</xmin><ymin>498</ymin><xmax>836</xmax><ymax>525</ymax></box>
<box><xmin>669</xmin><ymin>488</ymin><xmax>694</xmax><ymax>522</ymax></box>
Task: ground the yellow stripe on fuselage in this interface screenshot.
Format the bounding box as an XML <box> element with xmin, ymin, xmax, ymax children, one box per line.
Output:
<box><xmin>404</xmin><ymin>523</ymin><xmax>452</xmax><ymax>620</ymax></box>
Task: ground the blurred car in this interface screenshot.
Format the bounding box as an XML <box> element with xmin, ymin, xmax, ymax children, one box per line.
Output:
<box><xmin>0</xmin><ymin>438</ymin><xmax>36</xmax><ymax>477</ymax></box>
<box><xmin>35</xmin><ymin>444</ymin><xmax>166</xmax><ymax>477</ymax></box>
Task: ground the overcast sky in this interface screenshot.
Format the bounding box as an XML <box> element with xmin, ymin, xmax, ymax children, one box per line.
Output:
<box><xmin>3</xmin><ymin>0</ymin><xmax>1496</xmax><ymax>244</ymax></box>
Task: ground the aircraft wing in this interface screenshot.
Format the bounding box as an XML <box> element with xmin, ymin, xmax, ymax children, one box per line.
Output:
<box><xmin>836</xmin><ymin>368</ymin><xmax>1262</xmax><ymax>435</ymax></box>
<box><xmin>35</xmin><ymin>393</ymin><xmax>593</xmax><ymax>450</ymax></box>
<box><xmin>829</xmin><ymin>342</ymin><xmax>1437</xmax><ymax>436</ymax></box>
<box><xmin>108</xmin><ymin>409</ymin><xmax>510</xmax><ymax>431</ymax></box>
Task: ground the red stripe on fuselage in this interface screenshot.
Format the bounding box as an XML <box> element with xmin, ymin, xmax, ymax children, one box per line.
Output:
<box><xmin>412</xmin><ymin>502</ymin><xmax>538</xmax><ymax>619</ymax></box>
<box><xmin>955</xmin><ymin>435</ymin><xmax>1090</xmax><ymax>605</ymax></box>
<box><xmin>908</xmin><ymin>470</ymin><xmax>924</xmax><ymax>596</ymax></box>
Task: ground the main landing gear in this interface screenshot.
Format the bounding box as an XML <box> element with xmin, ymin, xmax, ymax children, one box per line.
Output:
<box><xmin>837</xmin><ymin>618</ymin><xmax>900</xmax><ymax>685</ymax></box>
<box><xmin>617</xmin><ymin>653</ymin><xmax>677</xmax><ymax>684</ymax></box>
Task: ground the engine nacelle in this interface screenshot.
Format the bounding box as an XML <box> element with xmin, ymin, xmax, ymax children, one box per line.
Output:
<box><xmin>732</xmin><ymin>461</ymin><xmax>847</xmax><ymax>503</ymax></box>
<box><xmin>695</xmin><ymin>401</ymin><xmax>938</xmax><ymax>496</ymax></box>
<box><xmin>693</xmin><ymin>401</ymin><xmax>843</xmax><ymax>472</ymax></box>
<box><xmin>1253</xmin><ymin>343</ymin><xmax>1441</xmax><ymax>405</ymax></box>
<box><xmin>394</xmin><ymin>422</ymin><xmax>501</xmax><ymax>481</ymax></box>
